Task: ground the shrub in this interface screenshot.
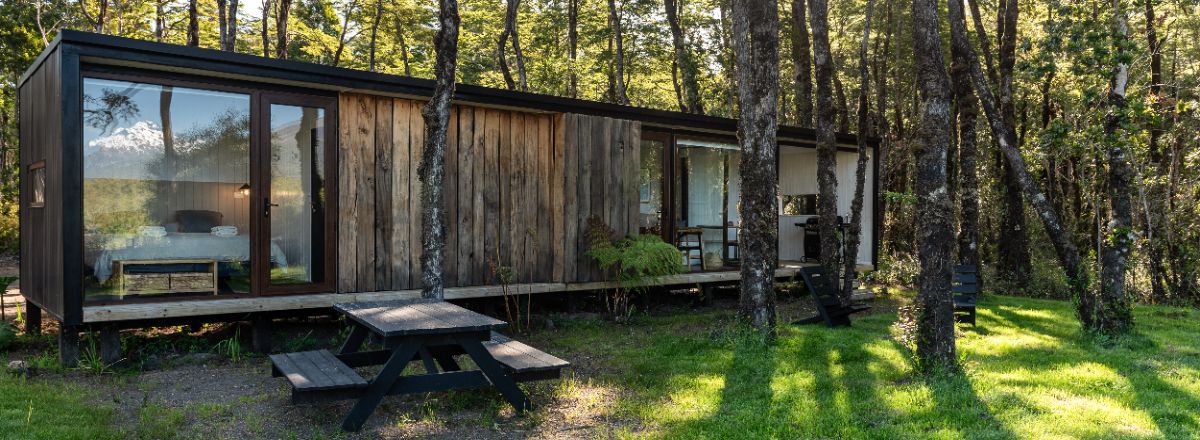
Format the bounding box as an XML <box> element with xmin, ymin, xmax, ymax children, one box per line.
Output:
<box><xmin>585</xmin><ymin>216</ymin><xmax>685</xmax><ymax>321</ymax></box>
<box><xmin>0</xmin><ymin>322</ymin><xmax>17</xmax><ymax>351</ymax></box>
<box><xmin>0</xmin><ymin>201</ymin><xmax>16</xmax><ymax>255</ymax></box>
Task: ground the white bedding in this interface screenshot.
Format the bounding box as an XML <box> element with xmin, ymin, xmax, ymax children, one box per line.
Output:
<box><xmin>92</xmin><ymin>233</ymin><xmax>288</xmax><ymax>283</ymax></box>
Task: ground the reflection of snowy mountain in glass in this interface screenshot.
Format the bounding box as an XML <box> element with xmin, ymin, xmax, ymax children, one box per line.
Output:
<box><xmin>85</xmin><ymin>120</ymin><xmax>166</xmax><ymax>179</ymax></box>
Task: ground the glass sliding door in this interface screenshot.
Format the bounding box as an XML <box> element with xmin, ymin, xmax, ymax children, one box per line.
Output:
<box><xmin>639</xmin><ymin>133</ymin><xmax>667</xmax><ymax>236</ymax></box>
<box><xmin>673</xmin><ymin>138</ymin><xmax>741</xmax><ymax>269</ymax></box>
<box><xmin>257</xmin><ymin>94</ymin><xmax>336</xmax><ymax>294</ymax></box>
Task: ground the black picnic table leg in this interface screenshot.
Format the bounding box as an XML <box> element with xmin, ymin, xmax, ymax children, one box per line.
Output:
<box><xmin>339</xmin><ymin>323</ymin><xmax>369</xmax><ymax>355</ymax></box>
<box><xmin>418</xmin><ymin>347</ymin><xmax>439</xmax><ymax>374</ymax></box>
<box><xmin>458</xmin><ymin>336</ymin><xmax>531</xmax><ymax>413</ymax></box>
<box><xmin>341</xmin><ymin>338</ymin><xmax>423</xmax><ymax>432</ymax></box>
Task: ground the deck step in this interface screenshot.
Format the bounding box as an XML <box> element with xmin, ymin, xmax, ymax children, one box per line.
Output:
<box><xmin>484</xmin><ymin>332</ymin><xmax>570</xmax><ymax>377</ymax></box>
<box><xmin>270</xmin><ymin>350</ymin><xmax>368</xmax><ymax>391</ymax></box>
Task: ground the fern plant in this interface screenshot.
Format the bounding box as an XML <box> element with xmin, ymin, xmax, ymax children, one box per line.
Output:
<box><xmin>585</xmin><ymin>216</ymin><xmax>685</xmax><ymax>321</ymax></box>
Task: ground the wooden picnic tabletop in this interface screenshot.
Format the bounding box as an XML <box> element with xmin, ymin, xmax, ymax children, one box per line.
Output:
<box><xmin>334</xmin><ymin>299</ymin><xmax>507</xmax><ymax>337</ymax></box>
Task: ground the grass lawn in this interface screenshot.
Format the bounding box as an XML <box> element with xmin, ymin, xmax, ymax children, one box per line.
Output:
<box><xmin>538</xmin><ymin>293</ymin><xmax>1200</xmax><ymax>439</ymax></box>
<box><xmin>0</xmin><ymin>292</ymin><xmax>1197</xmax><ymax>439</ymax></box>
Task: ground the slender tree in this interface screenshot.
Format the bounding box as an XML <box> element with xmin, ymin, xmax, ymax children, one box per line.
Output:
<box><xmin>912</xmin><ymin>0</ymin><xmax>956</xmax><ymax>372</ymax></box>
<box><xmin>733</xmin><ymin>0</ymin><xmax>780</xmax><ymax>335</ymax></box>
<box><xmin>499</xmin><ymin>0</ymin><xmax>528</xmax><ymax>91</ymax></box>
<box><xmin>261</xmin><ymin>0</ymin><xmax>272</xmax><ymax>57</ymax></box>
<box><xmin>276</xmin><ymin>0</ymin><xmax>292</xmax><ymax>59</ymax></box>
<box><xmin>368</xmin><ymin>0</ymin><xmax>382</xmax><ymax>72</ymax></box>
<box><xmin>331</xmin><ymin>1</ymin><xmax>358</xmax><ymax>66</ymax></box>
<box><xmin>394</xmin><ymin>11</ymin><xmax>412</xmax><ymax>76</ymax></box>
<box><xmin>951</xmin><ymin>0</ymin><xmax>980</xmax><ymax>272</ymax></box>
<box><xmin>1097</xmin><ymin>0</ymin><xmax>1135</xmax><ymax>335</ymax></box>
<box><xmin>187</xmin><ymin>0</ymin><xmax>199</xmax><ymax>47</ymax></box>
<box><xmin>665</xmin><ymin>0</ymin><xmax>703</xmax><ymax>114</ymax></box>
<box><xmin>607</xmin><ymin>0</ymin><xmax>629</xmax><ymax>105</ymax></box>
<box><xmin>1142</xmin><ymin>0</ymin><xmax>1169</xmax><ymax>298</ymax></box>
<box><xmin>568</xmin><ymin>0</ymin><xmax>578</xmax><ymax>98</ymax></box>
<box><xmin>791</xmin><ymin>0</ymin><xmax>812</xmax><ymax>127</ymax></box>
<box><xmin>995</xmin><ymin>0</ymin><xmax>1031</xmax><ymax>287</ymax></box>
<box><xmin>842</xmin><ymin>0</ymin><xmax>874</xmax><ymax>298</ymax></box>
<box><xmin>420</xmin><ymin>0</ymin><xmax>461</xmax><ymax>299</ymax></box>
<box><xmin>808</xmin><ymin>0</ymin><xmax>840</xmax><ymax>294</ymax></box>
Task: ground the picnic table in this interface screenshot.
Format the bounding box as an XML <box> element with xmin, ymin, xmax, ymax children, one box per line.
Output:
<box><xmin>269</xmin><ymin>299</ymin><xmax>569</xmax><ymax>432</ymax></box>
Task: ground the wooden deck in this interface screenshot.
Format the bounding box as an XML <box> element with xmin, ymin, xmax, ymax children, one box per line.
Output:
<box><xmin>79</xmin><ymin>261</ymin><xmax>871</xmax><ymax>323</ymax></box>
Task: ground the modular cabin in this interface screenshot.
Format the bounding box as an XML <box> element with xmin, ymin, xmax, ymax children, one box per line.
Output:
<box><xmin>17</xmin><ymin>31</ymin><xmax>880</xmax><ymax>362</ymax></box>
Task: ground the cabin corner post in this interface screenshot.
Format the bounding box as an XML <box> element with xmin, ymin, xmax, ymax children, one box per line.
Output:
<box><xmin>60</xmin><ymin>44</ymin><xmax>85</xmax><ymax>327</ymax></box>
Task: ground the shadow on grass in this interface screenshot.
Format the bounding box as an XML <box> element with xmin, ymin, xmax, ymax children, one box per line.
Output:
<box><xmin>988</xmin><ymin>303</ymin><xmax>1200</xmax><ymax>438</ymax></box>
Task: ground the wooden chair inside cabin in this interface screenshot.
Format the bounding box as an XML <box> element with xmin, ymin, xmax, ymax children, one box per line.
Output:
<box><xmin>793</xmin><ymin>265</ymin><xmax>871</xmax><ymax>328</ymax></box>
<box><xmin>676</xmin><ymin>228</ymin><xmax>704</xmax><ymax>271</ymax></box>
<box><xmin>953</xmin><ymin>264</ymin><xmax>979</xmax><ymax>326</ymax></box>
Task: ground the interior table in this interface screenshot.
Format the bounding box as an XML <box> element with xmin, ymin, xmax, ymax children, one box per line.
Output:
<box><xmin>333</xmin><ymin>299</ymin><xmax>528</xmax><ymax>431</ymax></box>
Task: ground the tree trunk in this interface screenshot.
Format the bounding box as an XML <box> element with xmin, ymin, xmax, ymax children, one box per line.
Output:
<box><xmin>369</xmin><ymin>0</ymin><xmax>383</xmax><ymax>72</ymax></box>
<box><xmin>332</xmin><ymin>2</ymin><xmax>356</xmax><ymax>67</ymax></box>
<box><xmin>808</xmin><ymin>0</ymin><xmax>840</xmax><ymax>292</ymax></box>
<box><xmin>219</xmin><ymin>0</ymin><xmax>228</xmax><ymax>49</ymax></box>
<box><xmin>607</xmin><ymin>0</ymin><xmax>629</xmax><ymax>105</ymax></box>
<box><xmin>261</xmin><ymin>0</ymin><xmax>271</xmax><ymax>57</ymax></box>
<box><xmin>790</xmin><ymin>0</ymin><xmax>813</xmax><ymax>127</ymax></box>
<box><xmin>951</xmin><ymin>0</ymin><xmax>1092</xmax><ymax>329</ymax></box>
<box><xmin>1097</xmin><ymin>0</ymin><xmax>1135</xmax><ymax>335</ymax></box>
<box><xmin>1142</xmin><ymin>0</ymin><xmax>1169</xmax><ymax>300</ymax></box>
<box><xmin>95</xmin><ymin>0</ymin><xmax>109</xmax><ymax>33</ymax></box>
<box><xmin>833</xmin><ymin>73</ymin><xmax>849</xmax><ymax>132</ymax></box>
<box><xmin>719</xmin><ymin>0</ymin><xmax>737</xmax><ymax>115</ymax></box>
<box><xmin>733</xmin><ymin>0</ymin><xmax>780</xmax><ymax>335</ymax></box>
<box><xmin>155</xmin><ymin>0</ymin><xmax>165</xmax><ymax>42</ymax></box>
<box><xmin>498</xmin><ymin>0</ymin><xmax>527</xmax><ymax>91</ymax></box>
<box><xmin>395</xmin><ymin>13</ymin><xmax>412</xmax><ymax>76</ymax></box>
<box><xmin>568</xmin><ymin>0</ymin><xmax>578</xmax><ymax>98</ymax></box>
<box><xmin>420</xmin><ymin>0</ymin><xmax>461</xmax><ymax>300</ymax></box>
<box><xmin>911</xmin><ymin>0</ymin><xmax>957</xmax><ymax>373</ymax></box>
<box><xmin>276</xmin><ymin>0</ymin><xmax>292</xmax><ymax>59</ymax></box>
<box><xmin>966</xmin><ymin>0</ymin><xmax>997</xmax><ymax>86</ymax></box>
<box><xmin>842</xmin><ymin>0</ymin><xmax>874</xmax><ymax>299</ymax></box>
<box><xmin>665</xmin><ymin>0</ymin><xmax>703</xmax><ymax>114</ymax></box>
<box><xmin>994</xmin><ymin>0</ymin><xmax>1029</xmax><ymax>287</ymax></box>
<box><xmin>187</xmin><ymin>0</ymin><xmax>200</xmax><ymax>47</ymax></box>
<box><xmin>227</xmin><ymin>0</ymin><xmax>239</xmax><ymax>51</ymax></box>
<box><xmin>949</xmin><ymin>0</ymin><xmax>979</xmax><ymax>274</ymax></box>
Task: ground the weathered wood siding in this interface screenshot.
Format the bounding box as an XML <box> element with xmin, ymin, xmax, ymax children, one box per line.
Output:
<box><xmin>18</xmin><ymin>47</ymin><xmax>66</xmax><ymax>320</ymax></box>
<box><xmin>336</xmin><ymin>94</ymin><xmax>640</xmax><ymax>292</ymax></box>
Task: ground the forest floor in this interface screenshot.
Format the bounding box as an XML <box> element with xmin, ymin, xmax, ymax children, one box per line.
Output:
<box><xmin>1</xmin><ymin>289</ymin><xmax>1199</xmax><ymax>439</ymax></box>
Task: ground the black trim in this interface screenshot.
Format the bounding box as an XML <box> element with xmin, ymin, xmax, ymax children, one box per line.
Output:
<box><xmin>62</xmin><ymin>46</ymin><xmax>83</xmax><ymax>326</ymax></box>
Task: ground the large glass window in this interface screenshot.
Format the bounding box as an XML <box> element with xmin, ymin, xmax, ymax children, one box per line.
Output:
<box><xmin>638</xmin><ymin>137</ymin><xmax>664</xmax><ymax>235</ymax></box>
<box><xmin>82</xmin><ymin>77</ymin><xmax>251</xmax><ymax>301</ymax></box>
<box><xmin>674</xmin><ymin>139</ymin><xmax>741</xmax><ymax>268</ymax></box>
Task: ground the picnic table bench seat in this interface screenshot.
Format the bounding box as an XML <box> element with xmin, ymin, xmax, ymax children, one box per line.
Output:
<box><xmin>270</xmin><ymin>350</ymin><xmax>368</xmax><ymax>393</ymax></box>
<box><xmin>953</xmin><ymin>265</ymin><xmax>979</xmax><ymax>326</ymax></box>
<box><xmin>270</xmin><ymin>332</ymin><xmax>569</xmax><ymax>403</ymax></box>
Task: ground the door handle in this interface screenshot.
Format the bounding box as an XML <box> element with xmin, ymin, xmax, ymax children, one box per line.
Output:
<box><xmin>264</xmin><ymin>198</ymin><xmax>280</xmax><ymax>217</ymax></box>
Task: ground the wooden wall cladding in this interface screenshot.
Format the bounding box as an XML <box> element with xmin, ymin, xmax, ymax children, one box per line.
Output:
<box><xmin>337</xmin><ymin>93</ymin><xmax>640</xmax><ymax>292</ymax></box>
<box><xmin>19</xmin><ymin>47</ymin><xmax>66</xmax><ymax>319</ymax></box>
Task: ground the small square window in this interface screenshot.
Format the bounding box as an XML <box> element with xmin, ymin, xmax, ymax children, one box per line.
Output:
<box><xmin>29</xmin><ymin>161</ymin><xmax>45</xmax><ymax>208</ymax></box>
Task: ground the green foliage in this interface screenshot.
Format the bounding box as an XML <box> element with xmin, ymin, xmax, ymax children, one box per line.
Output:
<box><xmin>0</xmin><ymin>321</ymin><xmax>15</xmax><ymax>351</ymax></box>
<box><xmin>213</xmin><ymin>328</ymin><xmax>243</xmax><ymax>362</ymax></box>
<box><xmin>584</xmin><ymin>216</ymin><xmax>684</xmax><ymax>320</ymax></box>
<box><xmin>0</xmin><ymin>201</ymin><xmax>16</xmax><ymax>255</ymax></box>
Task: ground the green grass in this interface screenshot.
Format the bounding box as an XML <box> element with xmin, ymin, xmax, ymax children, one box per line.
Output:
<box><xmin>541</xmin><ymin>294</ymin><xmax>1200</xmax><ymax>439</ymax></box>
<box><xmin>0</xmin><ymin>374</ymin><xmax>121</xmax><ymax>440</ymax></box>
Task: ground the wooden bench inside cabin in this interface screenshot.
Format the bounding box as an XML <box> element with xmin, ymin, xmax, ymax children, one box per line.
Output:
<box><xmin>270</xmin><ymin>331</ymin><xmax>569</xmax><ymax>403</ymax></box>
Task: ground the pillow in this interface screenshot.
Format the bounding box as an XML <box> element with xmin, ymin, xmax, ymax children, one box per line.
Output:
<box><xmin>173</xmin><ymin>210</ymin><xmax>224</xmax><ymax>233</ymax></box>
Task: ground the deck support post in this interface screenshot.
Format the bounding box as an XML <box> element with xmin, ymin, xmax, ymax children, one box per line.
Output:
<box><xmin>99</xmin><ymin>325</ymin><xmax>122</xmax><ymax>366</ymax></box>
<box><xmin>24</xmin><ymin>303</ymin><xmax>41</xmax><ymax>335</ymax></box>
<box><xmin>59</xmin><ymin>325</ymin><xmax>80</xmax><ymax>368</ymax></box>
<box><xmin>251</xmin><ymin>315</ymin><xmax>272</xmax><ymax>353</ymax></box>
<box><xmin>566</xmin><ymin>292</ymin><xmax>581</xmax><ymax>313</ymax></box>
<box><xmin>701</xmin><ymin>284</ymin><xmax>715</xmax><ymax>306</ymax></box>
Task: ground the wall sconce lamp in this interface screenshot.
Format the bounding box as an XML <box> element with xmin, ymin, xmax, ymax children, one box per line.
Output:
<box><xmin>234</xmin><ymin>183</ymin><xmax>251</xmax><ymax>199</ymax></box>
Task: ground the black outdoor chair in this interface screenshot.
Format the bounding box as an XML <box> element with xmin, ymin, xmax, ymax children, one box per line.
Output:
<box><xmin>793</xmin><ymin>265</ymin><xmax>871</xmax><ymax>327</ymax></box>
<box><xmin>953</xmin><ymin>265</ymin><xmax>979</xmax><ymax>326</ymax></box>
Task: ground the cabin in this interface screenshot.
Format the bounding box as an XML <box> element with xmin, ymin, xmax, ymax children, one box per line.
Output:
<box><xmin>17</xmin><ymin>31</ymin><xmax>880</xmax><ymax>363</ymax></box>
